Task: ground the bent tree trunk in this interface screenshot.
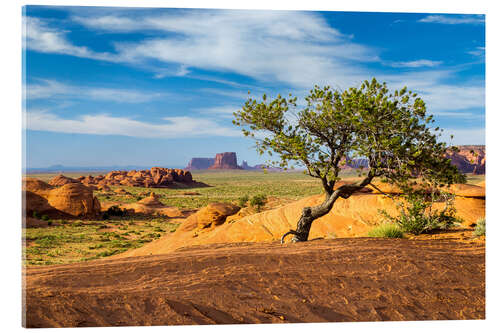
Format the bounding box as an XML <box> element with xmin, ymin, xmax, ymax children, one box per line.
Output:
<box><xmin>281</xmin><ymin>177</ymin><xmax>373</xmax><ymax>244</ymax></box>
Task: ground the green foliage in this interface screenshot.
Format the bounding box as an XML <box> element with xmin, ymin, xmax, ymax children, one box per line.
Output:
<box><xmin>41</xmin><ymin>214</ymin><xmax>50</xmax><ymax>221</ymax></box>
<box><xmin>233</xmin><ymin>78</ymin><xmax>465</xmax><ymax>195</ymax></box>
<box><xmin>380</xmin><ymin>191</ymin><xmax>462</xmax><ymax>235</ymax></box>
<box><xmin>250</xmin><ymin>194</ymin><xmax>267</xmax><ymax>212</ymax></box>
<box><xmin>32</xmin><ymin>211</ymin><xmax>40</xmax><ymax>219</ymax></box>
<box><xmin>367</xmin><ymin>224</ymin><xmax>404</xmax><ymax>238</ymax></box>
<box><xmin>106</xmin><ymin>205</ymin><xmax>126</xmax><ymax>217</ymax></box>
<box><xmin>474</xmin><ymin>218</ymin><xmax>485</xmax><ymax>236</ymax></box>
<box><xmin>238</xmin><ymin>194</ymin><xmax>250</xmax><ymax>207</ymax></box>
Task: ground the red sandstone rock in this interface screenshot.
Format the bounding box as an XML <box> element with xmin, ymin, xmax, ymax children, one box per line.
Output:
<box><xmin>208</xmin><ymin>152</ymin><xmax>241</xmax><ymax>169</ymax></box>
<box><xmin>48</xmin><ymin>174</ymin><xmax>79</xmax><ymax>187</ymax></box>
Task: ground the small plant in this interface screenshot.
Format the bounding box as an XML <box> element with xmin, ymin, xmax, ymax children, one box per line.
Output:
<box><xmin>32</xmin><ymin>211</ymin><xmax>40</xmax><ymax>219</ymax></box>
<box><xmin>250</xmin><ymin>194</ymin><xmax>267</xmax><ymax>212</ymax></box>
<box><xmin>380</xmin><ymin>190</ymin><xmax>462</xmax><ymax>235</ymax></box>
<box><xmin>367</xmin><ymin>224</ymin><xmax>404</xmax><ymax>238</ymax></box>
<box><xmin>106</xmin><ymin>206</ymin><xmax>126</xmax><ymax>217</ymax></box>
<box><xmin>238</xmin><ymin>195</ymin><xmax>250</xmax><ymax>207</ymax></box>
<box><xmin>41</xmin><ymin>214</ymin><xmax>50</xmax><ymax>221</ymax></box>
<box><xmin>474</xmin><ymin>218</ymin><xmax>485</xmax><ymax>236</ymax></box>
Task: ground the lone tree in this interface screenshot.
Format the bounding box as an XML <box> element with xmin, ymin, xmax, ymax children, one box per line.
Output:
<box><xmin>233</xmin><ymin>78</ymin><xmax>465</xmax><ymax>243</ymax></box>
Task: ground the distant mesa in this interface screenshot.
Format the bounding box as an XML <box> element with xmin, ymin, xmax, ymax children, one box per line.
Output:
<box><xmin>186</xmin><ymin>157</ymin><xmax>216</xmax><ymax>170</ymax></box>
<box><xmin>338</xmin><ymin>145</ymin><xmax>485</xmax><ymax>175</ymax></box>
<box><xmin>208</xmin><ymin>152</ymin><xmax>242</xmax><ymax>170</ymax></box>
<box><xmin>186</xmin><ymin>152</ymin><xmax>280</xmax><ymax>171</ymax></box>
<box><xmin>446</xmin><ymin>145</ymin><xmax>485</xmax><ymax>175</ymax></box>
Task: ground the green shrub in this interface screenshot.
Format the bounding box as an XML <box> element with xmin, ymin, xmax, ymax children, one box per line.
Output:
<box><xmin>106</xmin><ymin>206</ymin><xmax>126</xmax><ymax>217</ymax></box>
<box><xmin>367</xmin><ymin>224</ymin><xmax>404</xmax><ymax>238</ymax></box>
<box><xmin>32</xmin><ymin>211</ymin><xmax>40</xmax><ymax>219</ymax></box>
<box><xmin>474</xmin><ymin>218</ymin><xmax>485</xmax><ymax>236</ymax></box>
<box><xmin>238</xmin><ymin>195</ymin><xmax>249</xmax><ymax>207</ymax></box>
<box><xmin>41</xmin><ymin>214</ymin><xmax>50</xmax><ymax>221</ymax></box>
<box><xmin>380</xmin><ymin>191</ymin><xmax>461</xmax><ymax>235</ymax></box>
<box><xmin>250</xmin><ymin>194</ymin><xmax>267</xmax><ymax>212</ymax></box>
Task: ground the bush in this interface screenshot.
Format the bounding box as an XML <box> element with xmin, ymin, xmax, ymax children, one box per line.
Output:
<box><xmin>250</xmin><ymin>194</ymin><xmax>267</xmax><ymax>212</ymax></box>
<box><xmin>367</xmin><ymin>224</ymin><xmax>404</xmax><ymax>238</ymax></box>
<box><xmin>32</xmin><ymin>211</ymin><xmax>40</xmax><ymax>219</ymax></box>
<box><xmin>474</xmin><ymin>218</ymin><xmax>485</xmax><ymax>236</ymax></box>
<box><xmin>41</xmin><ymin>214</ymin><xmax>50</xmax><ymax>221</ymax></box>
<box><xmin>380</xmin><ymin>191</ymin><xmax>462</xmax><ymax>235</ymax></box>
<box><xmin>106</xmin><ymin>205</ymin><xmax>126</xmax><ymax>217</ymax></box>
<box><xmin>238</xmin><ymin>195</ymin><xmax>249</xmax><ymax>207</ymax></box>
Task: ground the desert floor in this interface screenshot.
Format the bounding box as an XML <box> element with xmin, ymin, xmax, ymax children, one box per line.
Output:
<box><xmin>24</xmin><ymin>236</ymin><xmax>484</xmax><ymax>327</ymax></box>
<box><xmin>23</xmin><ymin>170</ymin><xmax>485</xmax><ymax>327</ymax></box>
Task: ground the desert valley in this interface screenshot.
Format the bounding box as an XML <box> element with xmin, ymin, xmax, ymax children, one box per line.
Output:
<box><xmin>22</xmin><ymin>146</ymin><xmax>485</xmax><ymax>327</ymax></box>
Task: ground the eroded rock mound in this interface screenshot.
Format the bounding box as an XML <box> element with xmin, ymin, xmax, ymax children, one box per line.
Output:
<box><xmin>23</xmin><ymin>178</ymin><xmax>101</xmax><ymax>219</ymax></box>
<box><xmin>48</xmin><ymin>174</ymin><xmax>79</xmax><ymax>186</ymax></box>
<box><xmin>179</xmin><ymin>203</ymin><xmax>240</xmax><ymax>232</ymax></box>
<box><xmin>120</xmin><ymin>184</ymin><xmax>484</xmax><ymax>257</ymax></box>
<box><xmin>76</xmin><ymin>167</ymin><xmax>203</xmax><ymax>189</ymax></box>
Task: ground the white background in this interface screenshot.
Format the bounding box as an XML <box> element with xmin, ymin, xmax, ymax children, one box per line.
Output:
<box><xmin>1</xmin><ymin>1</ymin><xmax>498</xmax><ymax>332</ymax></box>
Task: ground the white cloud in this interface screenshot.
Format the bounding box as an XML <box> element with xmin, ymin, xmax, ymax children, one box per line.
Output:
<box><xmin>23</xmin><ymin>16</ymin><xmax>113</xmax><ymax>61</ymax></box>
<box><xmin>468</xmin><ymin>46</ymin><xmax>485</xmax><ymax>57</ymax></box>
<box><xmin>389</xmin><ymin>59</ymin><xmax>443</xmax><ymax>68</ymax></box>
<box><xmin>195</xmin><ymin>105</ymin><xmax>241</xmax><ymax>118</ymax></box>
<box><xmin>72</xmin><ymin>10</ymin><xmax>378</xmax><ymax>88</ymax></box>
<box><xmin>381</xmin><ymin>70</ymin><xmax>484</xmax><ymax>112</ymax></box>
<box><xmin>440</xmin><ymin>127</ymin><xmax>485</xmax><ymax>145</ymax></box>
<box><xmin>25</xmin><ymin>110</ymin><xmax>241</xmax><ymax>138</ymax></box>
<box><xmin>418</xmin><ymin>15</ymin><xmax>485</xmax><ymax>25</ymax></box>
<box><xmin>24</xmin><ymin>12</ymin><xmax>485</xmax><ymax>115</ymax></box>
<box><xmin>25</xmin><ymin>79</ymin><xmax>70</xmax><ymax>99</ymax></box>
<box><xmin>25</xmin><ymin>79</ymin><xmax>165</xmax><ymax>103</ymax></box>
<box><xmin>432</xmin><ymin>111</ymin><xmax>483</xmax><ymax>119</ymax></box>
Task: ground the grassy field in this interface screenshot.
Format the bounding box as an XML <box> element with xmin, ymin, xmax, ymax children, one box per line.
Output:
<box><xmin>23</xmin><ymin>170</ymin><xmax>484</xmax><ymax>266</ymax></box>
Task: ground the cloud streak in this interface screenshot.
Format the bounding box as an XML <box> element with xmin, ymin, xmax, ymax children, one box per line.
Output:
<box><xmin>25</xmin><ymin>79</ymin><xmax>166</xmax><ymax>103</ymax></box>
<box><xmin>389</xmin><ymin>59</ymin><xmax>443</xmax><ymax>68</ymax></box>
<box><xmin>418</xmin><ymin>15</ymin><xmax>485</xmax><ymax>25</ymax></box>
<box><xmin>25</xmin><ymin>110</ymin><xmax>241</xmax><ymax>138</ymax></box>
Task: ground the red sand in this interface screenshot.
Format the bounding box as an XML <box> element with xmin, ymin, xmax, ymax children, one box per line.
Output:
<box><xmin>24</xmin><ymin>237</ymin><xmax>484</xmax><ymax>327</ymax></box>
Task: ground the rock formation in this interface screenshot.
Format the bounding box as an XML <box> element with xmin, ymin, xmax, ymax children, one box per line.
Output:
<box><xmin>186</xmin><ymin>158</ymin><xmax>215</xmax><ymax>170</ymax></box>
<box><xmin>48</xmin><ymin>174</ymin><xmax>79</xmax><ymax>186</ymax></box>
<box><xmin>446</xmin><ymin>145</ymin><xmax>485</xmax><ymax>175</ymax></box>
<box><xmin>23</xmin><ymin>178</ymin><xmax>101</xmax><ymax>219</ymax></box>
<box><xmin>181</xmin><ymin>203</ymin><xmax>240</xmax><ymax>230</ymax></box>
<box><xmin>208</xmin><ymin>152</ymin><xmax>241</xmax><ymax>170</ymax></box>
<box><xmin>73</xmin><ymin>167</ymin><xmax>205</xmax><ymax>189</ymax></box>
<box><xmin>119</xmin><ymin>182</ymin><xmax>484</xmax><ymax>256</ymax></box>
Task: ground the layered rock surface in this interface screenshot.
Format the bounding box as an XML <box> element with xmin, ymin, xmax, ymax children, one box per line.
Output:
<box><xmin>23</xmin><ymin>178</ymin><xmax>101</xmax><ymax>219</ymax></box>
<box><xmin>446</xmin><ymin>145</ymin><xmax>485</xmax><ymax>175</ymax></box>
<box><xmin>119</xmin><ymin>182</ymin><xmax>485</xmax><ymax>257</ymax></box>
<box><xmin>75</xmin><ymin>167</ymin><xmax>205</xmax><ymax>188</ymax></box>
<box><xmin>208</xmin><ymin>152</ymin><xmax>241</xmax><ymax>169</ymax></box>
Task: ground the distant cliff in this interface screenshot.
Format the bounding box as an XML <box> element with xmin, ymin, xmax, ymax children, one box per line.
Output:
<box><xmin>208</xmin><ymin>152</ymin><xmax>241</xmax><ymax>170</ymax></box>
<box><xmin>446</xmin><ymin>145</ymin><xmax>485</xmax><ymax>175</ymax></box>
<box><xmin>186</xmin><ymin>158</ymin><xmax>215</xmax><ymax>170</ymax></box>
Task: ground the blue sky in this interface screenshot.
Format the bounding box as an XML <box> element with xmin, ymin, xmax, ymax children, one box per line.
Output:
<box><xmin>23</xmin><ymin>6</ymin><xmax>485</xmax><ymax>168</ymax></box>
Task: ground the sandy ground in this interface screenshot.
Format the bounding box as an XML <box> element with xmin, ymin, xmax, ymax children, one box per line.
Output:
<box><xmin>24</xmin><ymin>237</ymin><xmax>484</xmax><ymax>327</ymax></box>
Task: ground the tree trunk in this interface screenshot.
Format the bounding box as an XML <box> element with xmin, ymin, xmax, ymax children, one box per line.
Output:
<box><xmin>281</xmin><ymin>176</ymin><xmax>374</xmax><ymax>243</ymax></box>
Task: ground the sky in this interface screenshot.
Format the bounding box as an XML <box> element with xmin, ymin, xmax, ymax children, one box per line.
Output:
<box><xmin>23</xmin><ymin>6</ymin><xmax>485</xmax><ymax>168</ymax></box>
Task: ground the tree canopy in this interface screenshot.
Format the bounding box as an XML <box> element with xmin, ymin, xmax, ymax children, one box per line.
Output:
<box><xmin>233</xmin><ymin>78</ymin><xmax>465</xmax><ymax>195</ymax></box>
<box><xmin>233</xmin><ymin>78</ymin><xmax>465</xmax><ymax>242</ymax></box>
